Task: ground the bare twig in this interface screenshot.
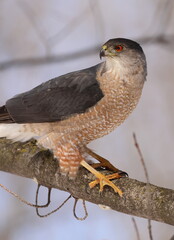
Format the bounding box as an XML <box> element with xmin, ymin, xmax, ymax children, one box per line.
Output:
<box><xmin>133</xmin><ymin>133</ymin><xmax>150</xmax><ymax>183</ymax></box>
<box><xmin>133</xmin><ymin>133</ymin><xmax>153</xmax><ymax>240</ymax></box>
<box><xmin>35</xmin><ymin>186</ymin><xmax>72</xmax><ymax>218</ymax></box>
<box><xmin>148</xmin><ymin>219</ymin><xmax>153</xmax><ymax>240</ymax></box>
<box><xmin>132</xmin><ymin>217</ymin><xmax>141</xmax><ymax>240</ymax></box>
<box><xmin>0</xmin><ymin>182</ymin><xmax>51</xmax><ymax>208</ymax></box>
<box><xmin>73</xmin><ymin>198</ymin><xmax>88</xmax><ymax>220</ymax></box>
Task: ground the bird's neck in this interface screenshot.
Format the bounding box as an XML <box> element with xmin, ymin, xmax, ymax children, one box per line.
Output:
<box><xmin>97</xmin><ymin>59</ymin><xmax>145</xmax><ymax>102</ymax></box>
<box><xmin>101</xmin><ymin>57</ymin><xmax>146</xmax><ymax>83</ymax></box>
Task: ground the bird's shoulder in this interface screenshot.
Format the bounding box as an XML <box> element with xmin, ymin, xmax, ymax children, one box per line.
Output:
<box><xmin>36</xmin><ymin>63</ymin><xmax>102</xmax><ymax>92</ymax></box>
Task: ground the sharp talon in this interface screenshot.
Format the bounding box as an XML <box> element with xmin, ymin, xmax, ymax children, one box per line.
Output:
<box><xmin>117</xmin><ymin>171</ymin><xmax>129</xmax><ymax>178</ymax></box>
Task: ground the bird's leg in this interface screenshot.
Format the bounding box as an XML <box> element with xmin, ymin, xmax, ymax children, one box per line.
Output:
<box><xmin>84</xmin><ymin>147</ymin><xmax>127</xmax><ymax>177</ymax></box>
<box><xmin>80</xmin><ymin>160</ymin><xmax>123</xmax><ymax>197</ymax></box>
<box><xmin>85</xmin><ymin>146</ymin><xmax>119</xmax><ymax>171</ymax></box>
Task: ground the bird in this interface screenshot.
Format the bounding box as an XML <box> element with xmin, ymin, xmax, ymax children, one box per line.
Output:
<box><xmin>0</xmin><ymin>38</ymin><xmax>147</xmax><ymax>196</ymax></box>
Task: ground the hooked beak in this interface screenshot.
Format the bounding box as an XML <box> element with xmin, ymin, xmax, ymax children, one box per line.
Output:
<box><xmin>99</xmin><ymin>45</ymin><xmax>107</xmax><ymax>59</ymax></box>
<box><xmin>99</xmin><ymin>48</ymin><xmax>105</xmax><ymax>59</ymax></box>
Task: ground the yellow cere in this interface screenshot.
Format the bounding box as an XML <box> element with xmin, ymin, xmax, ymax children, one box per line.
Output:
<box><xmin>102</xmin><ymin>45</ymin><xmax>107</xmax><ymax>50</ymax></box>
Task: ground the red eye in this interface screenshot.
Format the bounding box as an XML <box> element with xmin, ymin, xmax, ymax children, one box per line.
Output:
<box><xmin>115</xmin><ymin>45</ymin><xmax>123</xmax><ymax>52</ymax></box>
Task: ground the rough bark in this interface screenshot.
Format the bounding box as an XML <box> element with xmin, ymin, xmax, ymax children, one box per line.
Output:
<box><xmin>0</xmin><ymin>138</ymin><xmax>173</xmax><ymax>225</ymax></box>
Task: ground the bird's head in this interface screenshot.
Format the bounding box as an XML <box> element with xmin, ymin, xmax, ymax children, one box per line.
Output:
<box><xmin>100</xmin><ymin>38</ymin><xmax>147</xmax><ymax>76</ymax></box>
<box><xmin>100</xmin><ymin>38</ymin><xmax>144</xmax><ymax>59</ymax></box>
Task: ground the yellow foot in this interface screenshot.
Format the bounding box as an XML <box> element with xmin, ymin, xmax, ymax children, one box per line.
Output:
<box><xmin>80</xmin><ymin>160</ymin><xmax>123</xmax><ymax>197</ymax></box>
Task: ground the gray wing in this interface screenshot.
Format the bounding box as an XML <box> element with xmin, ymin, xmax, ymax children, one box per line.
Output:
<box><xmin>1</xmin><ymin>64</ymin><xmax>104</xmax><ymax>123</ymax></box>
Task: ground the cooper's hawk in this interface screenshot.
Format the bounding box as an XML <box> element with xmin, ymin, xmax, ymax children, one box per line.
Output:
<box><xmin>0</xmin><ymin>38</ymin><xmax>147</xmax><ymax>196</ymax></box>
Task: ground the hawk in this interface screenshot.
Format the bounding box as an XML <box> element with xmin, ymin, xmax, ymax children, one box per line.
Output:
<box><xmin>0</xmin><ymin>38</ymin><xmax>147</xmax><ymax>196</ymax></box>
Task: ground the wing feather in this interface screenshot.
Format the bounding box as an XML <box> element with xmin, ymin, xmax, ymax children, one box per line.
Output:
<box><xmin>2</xmin><ymin>64</ymin><xmax>104</xmax><ymax>123</ymax></box>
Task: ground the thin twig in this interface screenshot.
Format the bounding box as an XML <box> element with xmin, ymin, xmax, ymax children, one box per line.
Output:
<box><xmin>35</xmin><ymin>185</ymin><xmax>71</xmax><ymax>218</ymax></box>
<box><xmin>73</xmin><ymin>198</ymin><xmax>88</xmax><ymax>221</ymax></box>
<box><xmin>133</xmin><ymin>133</ymin><xmax>153</xmax><ymax>240</ymax></box>
<box><xmin>148</xmin><ymin>219</ymin><xmax>153</xmax><ymax>240</ymax></box>
<box><xmin>0</xmin><ymin>183</ymin><xmax>51</xmax><ymax>208</ymax></box>
<box><xmin>132</xmin><ymin>217</ymin><xmax>141</xmax><ymax>240</ymax></box>
<box><xmin>133</xmin><ymin>133</ymin><xmax>150</xmax><ymax>183</ymax></box>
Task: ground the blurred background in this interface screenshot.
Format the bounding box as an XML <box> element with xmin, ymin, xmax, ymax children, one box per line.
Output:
<box><xmin>0</xmin><ymin>0</ymin><xmax>174</xmax><ymax>239</ymax></box>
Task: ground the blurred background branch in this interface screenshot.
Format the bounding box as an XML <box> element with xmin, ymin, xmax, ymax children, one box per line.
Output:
<box><xmin>0</xmin><ymin>34</ymin><xmax>174</xmax><ymax>71</ymax></box>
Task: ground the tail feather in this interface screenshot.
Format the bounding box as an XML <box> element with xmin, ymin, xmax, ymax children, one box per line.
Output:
<box><xmin>0</xmin><ymin>106</ymin><xmax>38</xmax><ymax>142</ymax></box>
<box><xmin>0</xmin><ymin>123</ymin><xmax>38</xmax><ymax>142</ymax></box>
<box><xmin>0</xmin><ymin>105</ymin><xmax>14</xmax><ymax>123</ymax></box>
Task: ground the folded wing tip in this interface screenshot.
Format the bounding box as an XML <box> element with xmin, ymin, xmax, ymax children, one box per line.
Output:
<box><xmin>0</xmin><ymin>105</ymin><xmax>14</xmax><ymax>123</ymax></box>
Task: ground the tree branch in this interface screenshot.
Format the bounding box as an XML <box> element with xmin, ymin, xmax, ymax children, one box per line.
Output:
<box><xmin>0</xmin><ymin>138</ymin><xmax>173</xmax><ymax>225</ymax></box>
